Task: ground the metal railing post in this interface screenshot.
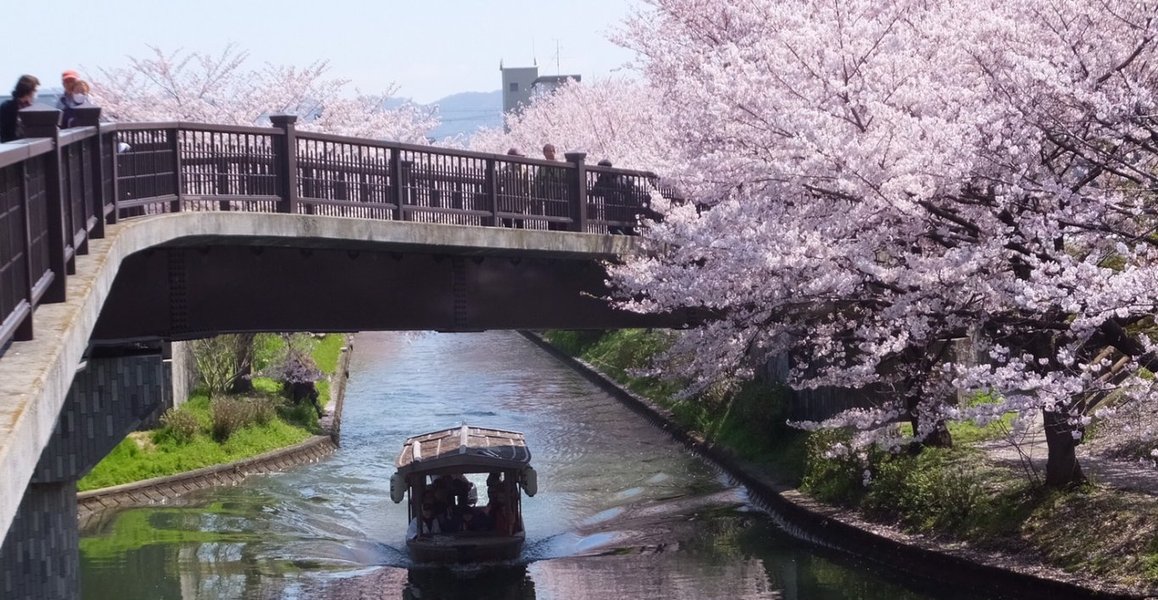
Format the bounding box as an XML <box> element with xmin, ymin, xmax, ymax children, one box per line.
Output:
<box><xmin>107</xmin><ymin>126</ymin><xmax>120</xmax><ymax>225</ymax></box>
<box><xmin>565</xmin><ymin>151</ymin><xmax>588</xmax><ymax>233</ymax></box>
<box><xmin>390</xmin><ymin>148</ymin><xmax>409</xmax><ymax>221</ymax></box>
<box><xmin>485</xmin><ymin>158</ymin><xmax>499</xmax><ymax>227</ymax></box>
<box><xmin>20</xmin><ymin>106</ymin><xmax>69</xmax><ymax>302</ymax></box>
<box><xmin>90</xmin><ymin>123</ymin><xmax>106</xmax><ymax>239</ymax></box>
<box><xmin>270</xmin><ymin>114</ymin><xmax>298</xmax><ymax>214</ymax></box>
<box><xmin>74</xmin><ymin>106</ymin><xmax>104</xmax><ymax>236</ymax></box>
<box><xmin>169</xmin><ymin>126</ymin><xmax>182</xmax><ymax>213</ymax></box>
<box><xmin>16</xmin><ymin>160</ymin><xmax>34</xmax><ymax>341</ymax></box>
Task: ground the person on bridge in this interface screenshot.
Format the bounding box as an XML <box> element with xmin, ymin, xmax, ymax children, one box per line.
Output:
<box><xmin>0</xmin><ymin>75</ymin><xmax>40</xmax><ymax>143</ymax></box>
<box><xmin>58</xmin><ymin>73</ymin><xmax>91</xmax><ymax>129</ymax></box>
<box><xmin>498</xmin><ymin>148</ymin><xmax>530</xmax><ymax>228</ymax></box>
<box><xmin>534</xmin><ymin>143</ymin><xmax>568</xmax><ymax>230</ymax></box>
<box><xmin>590</xmin><ymin>159</ymin><xmax>632</xmax><ymax>234</ymax></box>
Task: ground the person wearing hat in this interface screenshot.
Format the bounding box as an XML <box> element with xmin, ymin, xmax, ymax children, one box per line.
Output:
<box><xmin>0</xmin><ymin>74</ymin><xmax>40</xmax><ymax>142</ymax></box>
<box><xmin>58</xmin><ymin>70</ymin><xmax>79</xmax><ymax>109</ymax></box>
<box><xmin>57</xmin><ymin>70</ymin><xmax>90</xmax><ymax>128</ymax></box>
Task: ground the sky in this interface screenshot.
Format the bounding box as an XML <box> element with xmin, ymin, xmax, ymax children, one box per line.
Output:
<box><xmin>3</xmin><ymin>0</ymin><xmax>643</xmax><ymax>104</ymax></box>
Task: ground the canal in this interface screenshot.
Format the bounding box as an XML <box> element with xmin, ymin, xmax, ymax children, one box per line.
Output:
<box><xmin>79</xmin><ymin>331</ymin><xmax>993</xmax><ymax>599</ymax></box>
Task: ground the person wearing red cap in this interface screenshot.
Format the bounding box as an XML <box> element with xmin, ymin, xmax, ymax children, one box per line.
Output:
<box><xmin>57</xmin><ymin>70</ymin><xmax>79</xmax><ymax>109</ymax></box>
<box><xmin>57</xmin><ymin>70</ymin><xmax>90</xmax><ymax>128</ymax></box>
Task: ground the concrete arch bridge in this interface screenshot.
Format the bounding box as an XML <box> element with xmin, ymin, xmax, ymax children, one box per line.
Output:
<box><xmin>0</xmin><ymin>107</ymin><xmax>682</xmax><ymax>598</ymax></box>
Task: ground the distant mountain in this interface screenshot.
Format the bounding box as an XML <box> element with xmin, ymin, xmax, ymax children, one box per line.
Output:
<box><xmin>425</xmin><ymin>90</ymin><xmax>503</xmax><ymax>141</ymax></box>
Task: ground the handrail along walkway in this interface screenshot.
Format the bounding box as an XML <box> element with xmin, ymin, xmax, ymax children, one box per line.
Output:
<box><xmin>0</xmin><ymin>109</ymin><xmax>667</xmax><ymax>354</ymax></box>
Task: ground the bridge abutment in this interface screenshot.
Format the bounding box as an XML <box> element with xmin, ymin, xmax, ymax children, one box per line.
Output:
<box><xmin>1</xmin><ymin>352</ymin><xmax>169</xmax><ymax>599</ymax></box>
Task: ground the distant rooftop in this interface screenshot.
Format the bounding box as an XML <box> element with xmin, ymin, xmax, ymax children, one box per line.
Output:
<box><xmin>533</xmin><ymin>74</ymin><xmax>581</xmax><ymax>87</ymax></box>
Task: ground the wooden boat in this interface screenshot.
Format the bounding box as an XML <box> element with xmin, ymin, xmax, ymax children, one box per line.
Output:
<box><xmin>391</xmin><ymin>425</ymin><xmax>537</xmax><ymax>562</ymax></box>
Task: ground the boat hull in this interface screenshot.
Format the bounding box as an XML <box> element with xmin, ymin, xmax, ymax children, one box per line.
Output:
<box><xmin>407</xmin><ymin>532</ymin><xmax>525</xmax><ymax>563</ymax></box>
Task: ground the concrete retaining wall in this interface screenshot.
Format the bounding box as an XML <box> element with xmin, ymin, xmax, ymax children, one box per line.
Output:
<box><xmin>77</xmin><ymin>436</ymin><xmax>336</xmax><ymax>528</ymax></box>
<box><xmin>168</xmin><ymin>340</ymin><xmax>198</xmax><ymax>413</ymax></box>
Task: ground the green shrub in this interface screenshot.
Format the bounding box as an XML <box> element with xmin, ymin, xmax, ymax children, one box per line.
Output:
<box><xmin>1145</xmin><ymin>537</ymin><xmax>1158</xmax><ymax>584</ymax></box>
<box><xmin>249</xmin><ymin>396</ymin><xmax>278</xmax><ymax>426</ymax></box>
<box><xmin>861</xmin><ymin>449</ymin><xmax>987</xmax><ymax>532</ymax></box>
<box><xmin>158</xmin><ymin>407</ymin><xmax>200</xmax><ymax>444</ymax></box>
<box><xmin>800</xmin><ymin>429</ymin><xmax>865</xmax><ymax>505</ymax></box>
<box><xmin>583</xmin><ymin>329</ymin><xmax>674</xmax><ymax>378</ymax></box>
<box><xmin>211</xmin><ymin>398</ymin><xmax>247</xmax><ymax>441</ymax></box>
<box><xmin>544</xmin><ymin>330</ymin><xmax>605</xmax><ymax>357</ymax></box>
<box><xmin>279</xmin><ymin>399</ymin><xmax>320</xmax><ymax>432</ymax></box>
<box><xmin>210</xmin><ymin>396</ymin><xmax>283</xmax><ymax>441</ymax></box>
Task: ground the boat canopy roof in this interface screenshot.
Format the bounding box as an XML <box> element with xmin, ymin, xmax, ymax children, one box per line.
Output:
<box><xmin>394</xmin><ymin>425</ymin><xmax>532</xmax><ymax>476</ymax></box>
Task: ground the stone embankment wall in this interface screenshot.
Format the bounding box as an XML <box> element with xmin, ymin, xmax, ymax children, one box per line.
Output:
<box><xmin>521</xmin><ymin>332</ymin><xmax>1141</xmax><ymax>600</ymax></box>
<box><xmin>77</xmin><ymin>336</ymin><xmax>354</xmax><ymax>526</ymax></box>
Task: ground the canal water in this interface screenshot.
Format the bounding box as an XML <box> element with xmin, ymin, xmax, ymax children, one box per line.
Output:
<box><xmin>79</xmin><ymin>331</ymin><xmax>993</xmax><ymax>599</ymax></box>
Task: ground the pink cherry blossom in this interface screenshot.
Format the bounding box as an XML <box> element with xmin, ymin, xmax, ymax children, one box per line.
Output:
<box><xmin>91</xmin><ymin>44</ymin><xmax>437</xmax><ymax>143</ymax></box>
<box><xmin>601</xmin><ymin>0</ymin><xmax>1158</xmax><ymax>486</ymax></box>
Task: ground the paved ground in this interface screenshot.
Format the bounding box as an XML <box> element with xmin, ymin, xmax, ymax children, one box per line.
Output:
<box><xmin>977</xmin><ymin>409</ymin><xmax>1158</xmax><ymax>494</ymax></box>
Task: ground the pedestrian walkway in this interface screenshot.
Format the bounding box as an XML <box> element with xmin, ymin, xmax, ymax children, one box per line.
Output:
<box><xmin>976</xmin><ymin>411</ymin><xmax>1158</xmax><ymax>495</ymax></box>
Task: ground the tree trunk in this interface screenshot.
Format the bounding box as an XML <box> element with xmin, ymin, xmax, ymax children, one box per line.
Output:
<box><xmin>907</xmin><ymin>396</ymin><xmax>953</xmax><ymax>449</ymax></box>
<box><xmin>229</xmin><ymin>362</ymin><xmax>254</xmax><ymax>393</ymax></box>
<box><xmin>923</xmin><ymin>420</ymin><xmax>953</xmax><ymax>448</ymax></box>
<box><xmin>1043</xmin><ymin>409</ymin><xmax>1085</xmax><ymax>487</ymax></box>
<box><xmin>228</xmin><ymin>333</ymin><xmax>256</xmax><ymax>394</ymax></box>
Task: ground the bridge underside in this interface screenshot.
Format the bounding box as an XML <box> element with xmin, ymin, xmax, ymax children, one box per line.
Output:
<box><xmin>91</xmin><ymin>236</ymin><xmax>677</xmax><ymax>342</ymax></box>
<box><xmin>1</xmin><ymin>213</ymin><xmax>685</xmax><ymax>557</ymax></box>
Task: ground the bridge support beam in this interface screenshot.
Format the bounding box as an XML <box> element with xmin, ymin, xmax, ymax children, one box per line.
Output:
<box><xmin>0</xmin><ymin>352</ymin><xmax>169</xmax><ymax>600</ymax></box>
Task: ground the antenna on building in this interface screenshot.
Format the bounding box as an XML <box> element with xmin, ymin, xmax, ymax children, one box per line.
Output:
<box><xmin>532</xmin><ymin>38</ymin><xmax>537</xmax><ymax>67</ymax></box>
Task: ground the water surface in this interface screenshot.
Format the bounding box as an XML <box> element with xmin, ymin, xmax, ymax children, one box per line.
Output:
<box><xmin>81</xmin><ymin>331</ymin><xmax>994</xmax><ymax>599</ymax></box>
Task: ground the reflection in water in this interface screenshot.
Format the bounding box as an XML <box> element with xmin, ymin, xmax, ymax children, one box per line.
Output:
<box><xmin>80</xmin><ymin>332</ymin><xmax>994</xmax><ymax>599</ymax></box>
<box><xmin>405</xmin><ymin>567</ymin><xmax>536</xmax><ymax>600</ymax></box>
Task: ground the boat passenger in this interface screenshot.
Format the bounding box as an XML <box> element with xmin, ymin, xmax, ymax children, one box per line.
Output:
<box><xmin>407</xmin><ymin>503</ymin><xmax>441</xmax><ymax>540</ymax></box>
<box><xmin>459</xmin><ymin>506</ymin><xmax>491</xmax><ymax>532</ymax></box>
<box><xmin>451</xmin><ymin>476</ymin><xmax>476</xmax><ymax>506</ymax></box>
<box><xmin>429</xmin><ymin>478</ymin><xmax>453</xmax><ymax>513</ymax></box>
<box><xmin>486</xmin><ymin>489</ymin><xmax>514</xmax><ymax>536</ymax></box>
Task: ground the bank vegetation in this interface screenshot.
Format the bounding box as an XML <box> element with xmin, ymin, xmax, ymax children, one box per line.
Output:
<box><xmin>544</xmin><ymin>329</ymin><xmax>1158</xmax><ymax>595</ymax></box>
<box><xmin>79</xmin><ymin>333</ymin><xmax>344</xmax><ymax>491</ymax></box>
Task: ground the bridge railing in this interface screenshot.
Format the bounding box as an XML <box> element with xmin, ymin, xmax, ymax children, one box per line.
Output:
<box><xmin>0</xmin><ymin>109</ymin><xmax>668</xmax><ymax>352</ymax></box>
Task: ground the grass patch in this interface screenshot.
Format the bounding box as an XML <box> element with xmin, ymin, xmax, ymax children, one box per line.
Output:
<box><xmin>79</xmin><ymin>334</ymin><xmax>347</xmax><ymax>491</ymax></box>
<box><xmin>1021</xmin><ymin>487</ymin><xmax>1158</xmax><ymax>589</ymax></box>
<box><xmin>79</xmin><ymin>393</ymin><xmax>313</xmax><ymax>491</ymax></box>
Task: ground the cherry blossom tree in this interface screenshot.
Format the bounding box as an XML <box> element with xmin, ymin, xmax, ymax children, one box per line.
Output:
<box><xmin>470</xmin><ymin>77</ymin><xmax>672</xmax><ymax>171</ymax></box>
<box><xmin>610</xmin><ymin>0</ymin><xmax>1158</xmax><ymax>485</ymax></box>
<box><xmin>91</xmin><ymin>44</ymin><xmax>437</xmax><ymax>143</ymax></box>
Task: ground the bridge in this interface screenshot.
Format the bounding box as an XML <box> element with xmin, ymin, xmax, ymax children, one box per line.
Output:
<box><xmin>0</xmin><ymin>106</ymin><xmax>678</xmax><ymax>598</ymax></box>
